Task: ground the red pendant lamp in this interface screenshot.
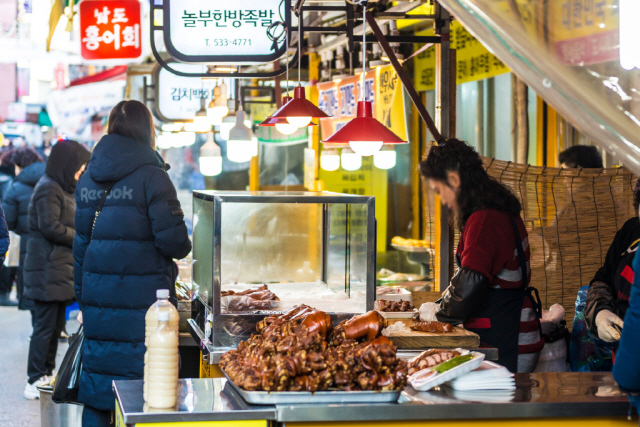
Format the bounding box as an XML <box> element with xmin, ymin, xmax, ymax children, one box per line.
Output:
<box><xmin>260</xmin><ymin>96</ymin><xmax>318</xmax><ymax>135</ymax></box>
<box><xmin>265</xmin><ymin>16</ymin><xmax>331</xmax><ymax>129</ymax></box>
<box><xmin>323</xmin><ymin>7</ymin><xmax>406</xmax><ymax>156</ymax></box>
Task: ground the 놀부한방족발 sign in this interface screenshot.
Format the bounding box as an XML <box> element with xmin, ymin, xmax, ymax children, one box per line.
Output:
<box><xmin>79</xmin><ymin>0</ymin><xmax>142</xmax><ymax>60</ymax></box>
<box><xmin>165</xmin><ymin>0</ymin><xmax>290</xmax><ymax>63</ymax></box>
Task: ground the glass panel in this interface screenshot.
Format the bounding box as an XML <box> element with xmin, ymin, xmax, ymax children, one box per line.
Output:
<box><xmin>220</xmin><ymin>202</ymin><xmax>323</xmax><ymax>285</ymax></box>
<box><xmin>192</xmin><ymin>197</ymin><xmax>213</xmax><ymax>306</ymax></box>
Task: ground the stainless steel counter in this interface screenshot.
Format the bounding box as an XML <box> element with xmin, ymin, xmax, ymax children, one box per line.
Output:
<box><xmin>114</xmin><ymin>372</ymin><xmax>632</xmax><ymax>425</ymax></box>
<box><xmin>113</xmin><ymin>378</ymin><xmax>275</xmax><ymax>424</ymax></box>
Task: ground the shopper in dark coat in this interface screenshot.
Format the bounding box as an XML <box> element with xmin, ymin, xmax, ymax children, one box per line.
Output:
<box><xmin>0</xmin><ymin>150</ymin><xmax>16</xmax><ymax>305</ymax></box>
<box><xmin>23</xmin><ymin>140</ymin><xmax>91</xmax><ymax>400</ymax></box>
<box><xmin>2</xmin><ymin>147</ymin><xmax>45</xmax><ymax>310</ymax></box>
<box><xmin>74</xmin><ymin>100</ymin><xmax>191</xmax><ymax>426</ymax></box>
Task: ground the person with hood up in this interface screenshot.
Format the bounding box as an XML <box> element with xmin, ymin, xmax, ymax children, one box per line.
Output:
<box><xmin>23</xmin><ymin>140</ymin><xmax>91</xmax><ymax>399</ymax></box>
<box><xmin>74</xmin><ymin>100</ymin><xmax>191</xmax><ymax>427</ymax></box>
<box><xmin>2</xmin><ymin>147</ymin><xmax>45</xmax><ymax>311</ymax></box>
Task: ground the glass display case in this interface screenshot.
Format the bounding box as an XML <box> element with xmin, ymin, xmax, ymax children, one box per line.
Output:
<box><xmin>189</xmin><ymin>191</ymin><xmax>376</xmax><ymax>359</ymax></box>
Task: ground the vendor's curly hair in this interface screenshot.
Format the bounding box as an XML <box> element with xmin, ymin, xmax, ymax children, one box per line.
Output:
<box><xmin>419</xmin><ymin>139</ymin><xmax>522</xmax><ymax>229</ymax></box>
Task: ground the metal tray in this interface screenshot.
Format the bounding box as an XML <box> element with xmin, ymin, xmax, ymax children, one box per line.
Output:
<box><xmin>222</xmin><ymin>371</ymin><xmax>401</xmax><ymax>405</ymax></box>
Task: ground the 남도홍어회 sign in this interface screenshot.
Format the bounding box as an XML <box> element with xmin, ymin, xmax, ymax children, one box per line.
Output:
<box><xmin>79</xmin><ymin>0</ymin><xmax>142</xmax><ymax>60</ymax></box>
<box><xmin>165</xmin><ymin>0</ymin><xmax>291</xmax><ymax>63</ymax></box>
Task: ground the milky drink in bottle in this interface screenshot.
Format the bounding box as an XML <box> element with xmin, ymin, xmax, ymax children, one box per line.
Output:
<box><xmin>144</xmin><ymin>289</ymin><xmax>179</xmax><ymax>401</ymax></box>
<box><xmin>145</xmin><ymin>310</ymin><xmax>179</xmax><ymax>408</ymax></box>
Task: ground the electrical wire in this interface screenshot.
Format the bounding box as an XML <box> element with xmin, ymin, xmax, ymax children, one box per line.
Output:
<box><xmin>298</xmin><ymin>15</ymin><xmax>302</xmax><ymax>85</ymax></box>
<box><xmin>285</xmin><ymin>27</ymin><xmax>290</xmax><ymax>97</ymax></box>
<box><xmin>361</xmin><ymin>4</ymin><xmax>367</xmax><ymax>102</ymax></box>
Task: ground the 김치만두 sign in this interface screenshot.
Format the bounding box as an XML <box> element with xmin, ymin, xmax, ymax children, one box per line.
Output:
<box><xmin>154</xmin><ymin>63</ymin><xmax>220</xmax><ymax>122</ymax></box>
<box><xmin>79</xmin><ymin>0</ymin><xmax>142</xmax><ymax>60</ymax></box>
<box><xmin>165</xmin><ymin>0</ymin><xmax>290</xmax><ymax>63</ymax></box>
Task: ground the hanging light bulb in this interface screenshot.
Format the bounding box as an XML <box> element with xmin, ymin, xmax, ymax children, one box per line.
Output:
<box><xmin>227</xmin><ymin>110</ymin><xmax>256</xmax><ymax>163</ymax></box>
<box><xmin>275</xmin><ymin>122</ymin><xmax>299</xmax><ymax>135</ymax></box>
<box><xmin>199</xmin><ymin>132</ymin><xmax>222</xmax><ymax>176</ymax></box>
<box><xmin>373</xmin><ymin>146</ymin><xmax>397</xmax><ymax>170</ymax></box>
<box><xmin>320</xmin><ymin>149</ymin><xmax>340</xmax><ymax>171</ymax></box>
<box><xmin>350</xmin><ymin>140</ymin><xmax>383</xmax><ymax>156</ymax></box>
<box><xmin>341</xmin><ymin>148</ymin><xmax>362</xmax><ymax>171</ymax></box>
<box><xmin>323</xmin><ymin>7</ymin><xmax>406</xmax><ymax>154</ymax></box>
<box><xmin>208</xmin><ymin>81</ymin><xmax>230</xmax><ymax>123</ymax></box>
<box><xmin>190</xmin><ymin>96</ymin><xmax>212</xmax><ymax>132</ymax></box>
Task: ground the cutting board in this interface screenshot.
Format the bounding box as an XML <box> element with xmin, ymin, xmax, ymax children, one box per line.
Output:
<box><xmin>387</xmin><ymin>319</ymin><xmax>480</xmax><ymax>349</ymax></box>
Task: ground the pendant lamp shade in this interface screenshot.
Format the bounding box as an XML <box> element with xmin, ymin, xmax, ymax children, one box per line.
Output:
<box><xmin>269</xmin><ymin>86</ymin><xmax>330</xmax><ymax>128</ymax></box>
<box><xmin>323</xmin><ymin>101</ymin><xmax>406</xmax><ymax>155</ymax></box>
<box><xmin>260</xmin><ymin>96</ymin><xmax>318</xmax><ymax>134</ymax></box>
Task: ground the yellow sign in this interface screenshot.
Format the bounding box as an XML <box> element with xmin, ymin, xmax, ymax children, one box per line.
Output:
<box><xmin>319</xmin><ymin>156</ymin><xmax>388</xmax><ymax>253</ymax></box>
<box><xmin>414</xmin><ymin>21</ymin><xmax>509</xmax><ymax>91</ymax></box>
<box><xmin>375</xmin><ymin>65</ymin><xmax>408</xmax><ymax>141</ymax></box>
<box><xmin>550</xmin><ymin>0</ymin><xmax>619</xmax><ymax>65</ymax></box>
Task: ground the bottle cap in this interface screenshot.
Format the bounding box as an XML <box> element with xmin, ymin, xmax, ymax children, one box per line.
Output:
<box><xmin>157</xmin><ymin>311</ymin><xmax>170</xmax><ymax>321</ymax></box>
<box><xmin>157</xmin><ymin>289</ymin><xmax>170</xmax><ymax>299</ymax></box>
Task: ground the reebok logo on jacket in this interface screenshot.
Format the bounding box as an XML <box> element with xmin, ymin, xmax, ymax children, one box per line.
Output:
<box><xmin>79</xmin><ymin>186</ymin><xmax>133</xmax><ymax>202</ymax></box>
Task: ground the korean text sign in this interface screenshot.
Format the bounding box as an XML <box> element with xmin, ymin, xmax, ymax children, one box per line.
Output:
<box><xmin>154</xmin><ymin>63</ymin><xmax>219</xmax><ymax>122</ymax></box>
<box><xmin>165</xmin><ymin>0</ymin><xmax>290</xmax><ymax>63</ymax></box>
<box><xmin>80</xmin><ymin>0</ymin><xmax>142</xmax><ymax>60</ymax></box>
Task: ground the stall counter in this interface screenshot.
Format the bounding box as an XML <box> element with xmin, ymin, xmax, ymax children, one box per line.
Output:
<box><xmin>114</xmin><ymin>372</ymin><xmax>637</xmax><ymax>427</ymax></box>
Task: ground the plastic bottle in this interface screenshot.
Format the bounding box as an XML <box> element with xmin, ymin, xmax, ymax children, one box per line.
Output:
<box><xmin>144</xmin><ymin>310</ymin><xmax>179</xmax><ymax>408</ymax></box>
<box><xmin>144</xmin><ymin>289</ymin><xmax>179</xmax><ymax>401</ymax></box>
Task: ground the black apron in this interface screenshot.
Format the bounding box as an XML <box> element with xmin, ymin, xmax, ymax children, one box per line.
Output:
<box><xmin>463</xmin><ymin>216</ymin><xmax>542</xmax><ymax>373</ymax></box>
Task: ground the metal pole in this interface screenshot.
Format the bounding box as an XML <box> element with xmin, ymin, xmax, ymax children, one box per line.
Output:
<box><xmin>434</xmin><ymin>2</ymin><xmax>452</xmax><ymax>290</ymax></box>
<box><xmin>476</xmin><ymin>80</ymin><xmax>484</xmax><ymax>156</ymax></box>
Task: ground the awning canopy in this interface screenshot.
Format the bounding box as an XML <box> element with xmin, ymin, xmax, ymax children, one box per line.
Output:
<box><xmin>67</xmin><ymin>65</ymin><xmax>127</xmax><ymax>88</ymax></box>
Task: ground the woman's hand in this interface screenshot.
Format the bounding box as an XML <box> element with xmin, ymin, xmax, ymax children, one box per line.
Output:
<box><xmin>595</xmin><ymin>309</ymin><xmax>623</xmax><ymax>342</ymax></box>
<box><xmin>77</xmin><ymin>311</ymin><xmax>83</xmax><ymax>324</ymax></box>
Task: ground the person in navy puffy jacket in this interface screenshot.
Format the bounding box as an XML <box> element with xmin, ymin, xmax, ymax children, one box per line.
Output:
<box><xmin>74</xmin><ymin>100</ymin><xmax>191</xmax><ymax>427</ymax></box>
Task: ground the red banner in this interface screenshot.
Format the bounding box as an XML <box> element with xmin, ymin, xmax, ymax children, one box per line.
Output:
<box><xmin>79</xmin><ymin>0</ymin><xmax>142</xmax><ymax>60</ymax></box>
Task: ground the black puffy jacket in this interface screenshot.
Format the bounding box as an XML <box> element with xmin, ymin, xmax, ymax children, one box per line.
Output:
<box><xmin>585</xmin><ymin>217</ymin><xmax>640</xmax><ymax>333</ymax></box>
<box><xmin>23</xmin><ymin>141</ymin><xmax>91</xmax><ymax>302</ymax></box>
<box><xmin>3</xmin><ymin>162</ymin><xmax>46</xmax><ymax>265</ymax></box>
<box><xmin>74</xmin><ymin>134</ymin><xmax>191</xmax><ymax>411</ymax></box>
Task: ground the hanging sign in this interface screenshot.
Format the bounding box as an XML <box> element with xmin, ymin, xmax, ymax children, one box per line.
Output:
<box><xmin>154</xmin><ymin>63</ymin><xmax>219</xmax><ymax>122</ymax></box>
<box><xmin>317</xmin><ymin>71</ymin><xmax>375</xmax><ymax>140</ymax></box>
<box><xmin>375</xmin><ymin>65</ymin><xmax>407</xmax><ymax>141</ymax></box>
<box><xmin>552</xmin><ymin>0</ymin><xmax>619</xmax><ymax>66</ymax></box>
<box><xmin>79</xmin><ymin>0</ymin><xmax>142</xmax><ymax>60</ymax></box>
<box><xmin>164</xmin><ymin>0</ymin><xmax>290</xmax><ymax>63</ymax></box>
<box><xmin>414</xmin><ymin>21</ymin><xmax>508</xmax><ymax>91</ymax></box>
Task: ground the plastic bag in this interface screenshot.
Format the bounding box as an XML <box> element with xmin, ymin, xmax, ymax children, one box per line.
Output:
<box><xmin>52</xmin><ymin>325</ymin><xmax>84</xmax><ymax>404</ymax></box>
<box><xmin>4</xmin><ymin>231</ymin><xmax>20</xmax><ymax>267</ymax></box>
<box><xmin>569</xmin><ymin>286</ymin><xmax>616</xmax><ymax>372</ymax></box>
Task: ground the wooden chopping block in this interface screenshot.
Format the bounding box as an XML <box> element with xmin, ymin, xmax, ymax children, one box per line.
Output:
<box><xmin>386</xmin><ymin>319</ymin><xmax>480</xmax><ymax>349</ymax></box>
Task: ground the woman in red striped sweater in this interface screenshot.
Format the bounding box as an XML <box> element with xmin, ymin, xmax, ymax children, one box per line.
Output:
<box><xmin>420</xmin><ymin>139</ymin><xmax>544</xmax><ymax>373</ymax></box>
